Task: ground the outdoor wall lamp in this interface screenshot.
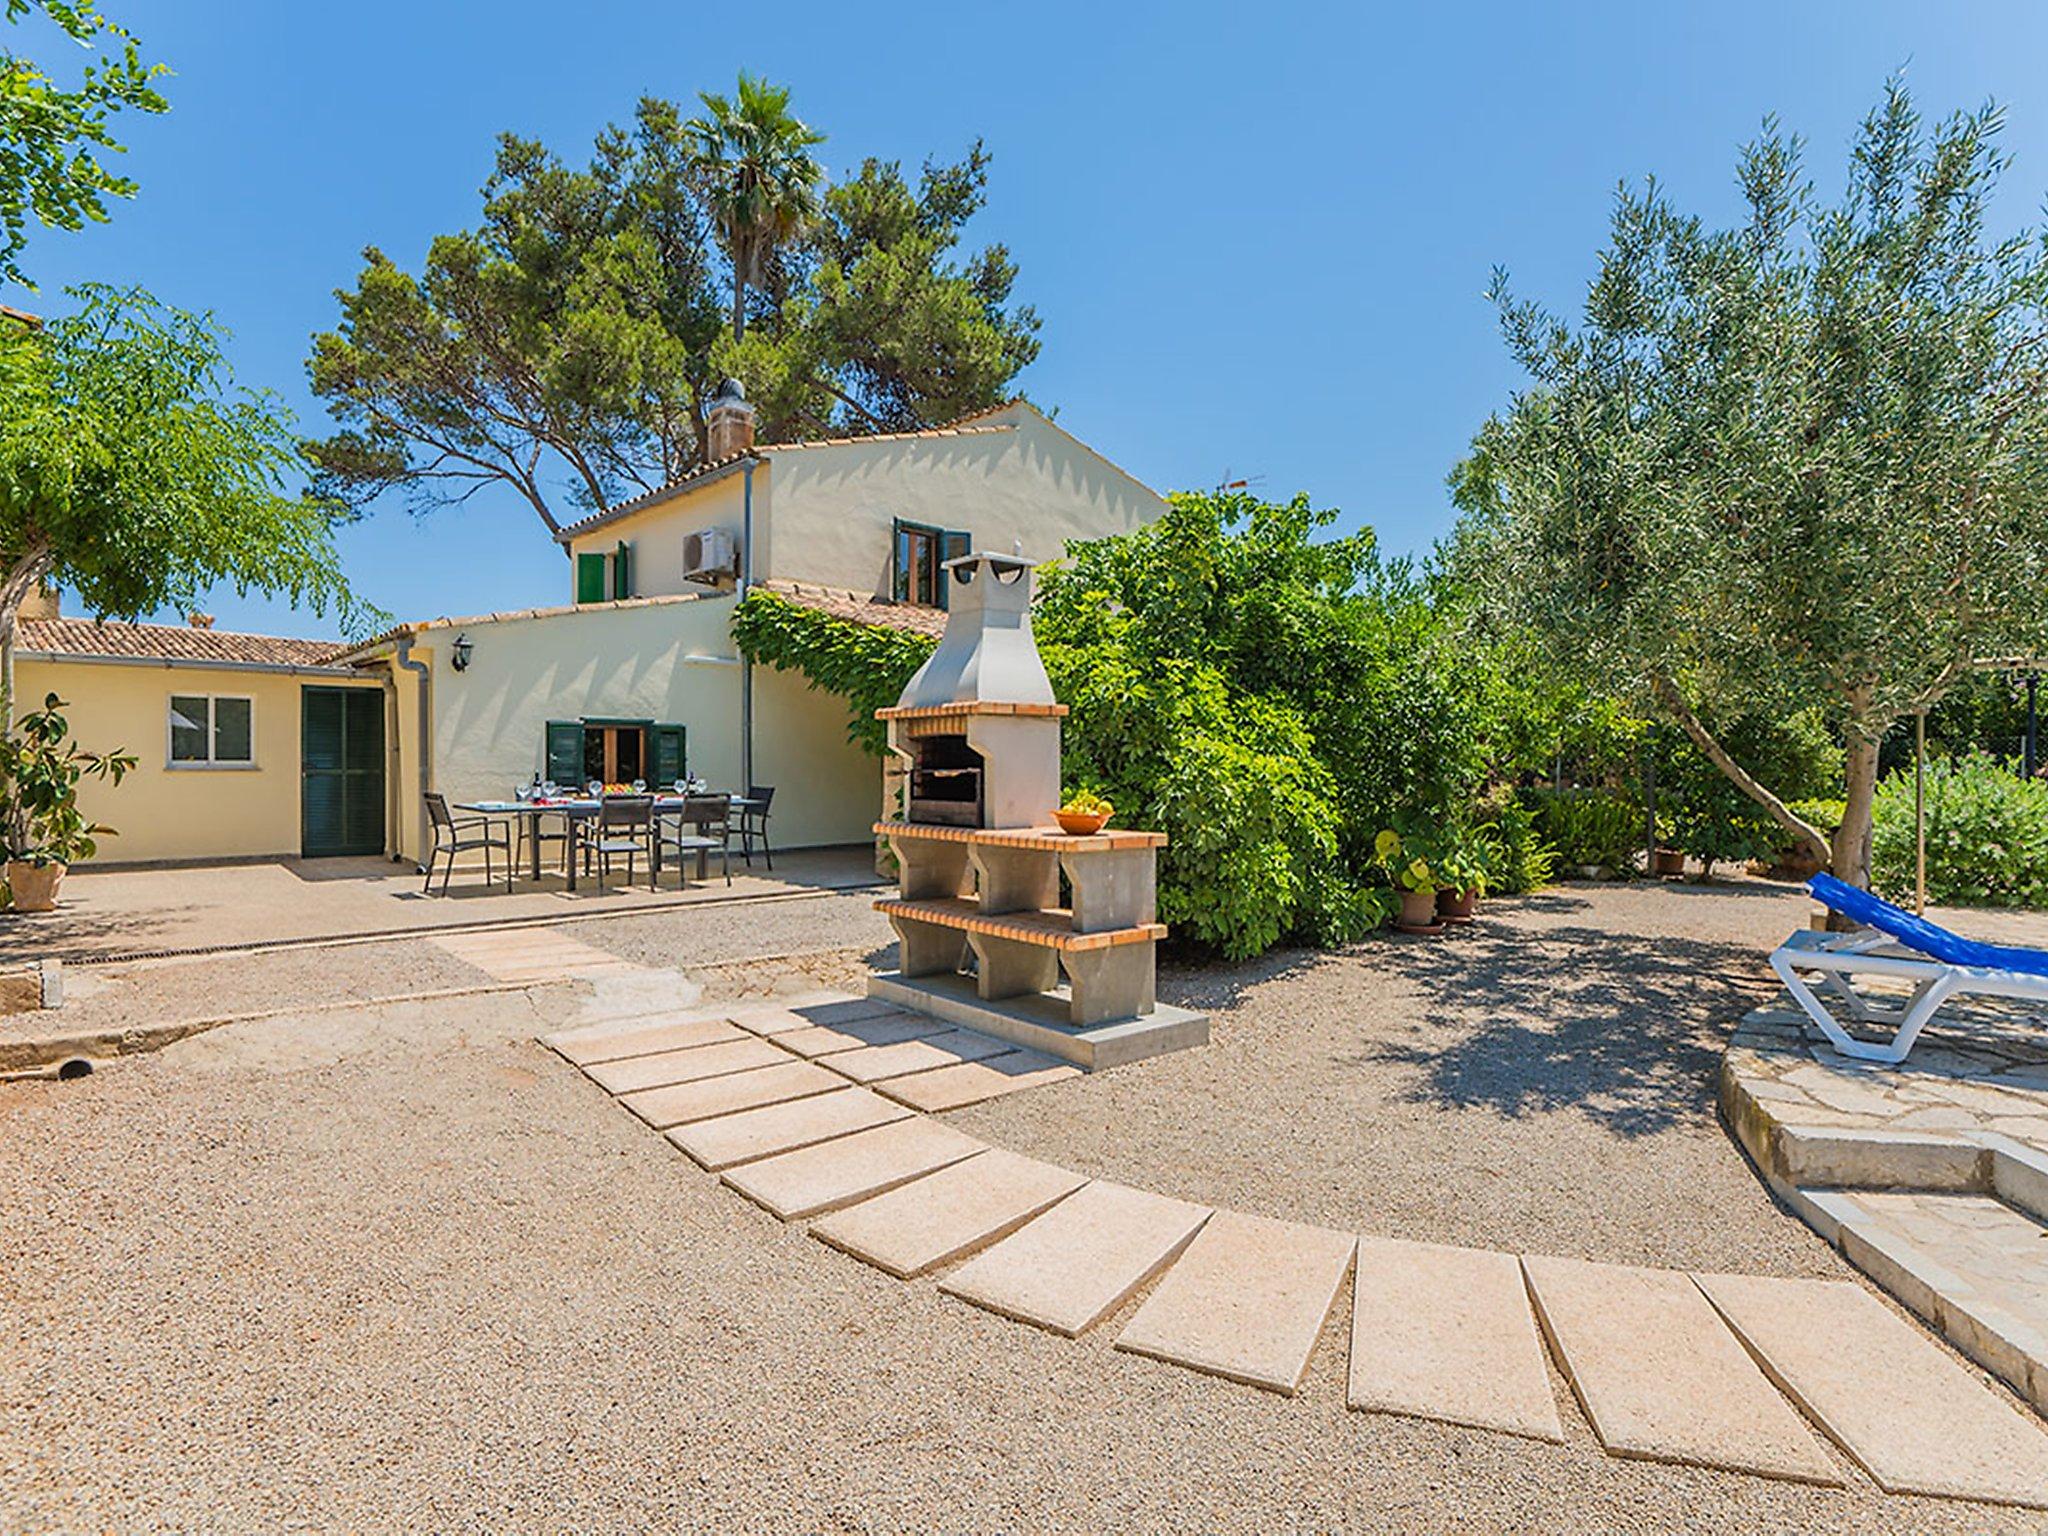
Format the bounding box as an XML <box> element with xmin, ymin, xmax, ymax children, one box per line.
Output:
<box><xmin>450</xmin><ymin>632</ymin><xmax>474</xmax><ymax>672</ymax></box>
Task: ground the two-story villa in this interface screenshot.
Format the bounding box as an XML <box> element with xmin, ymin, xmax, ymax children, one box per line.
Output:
<box><xmin>334</xmin><ymin>387</ymin><xmax>1168</xmax><ymax>865</ymax></box>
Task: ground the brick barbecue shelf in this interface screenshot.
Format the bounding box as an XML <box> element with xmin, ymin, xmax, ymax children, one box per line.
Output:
<box><xmin>873</xmin><ymin>820</ymin><xmax>1167</xmax><ymax>853</ymax></box>
<box><xmin>874</xmin><ymin>700</ymin><xmax>1069</xmax><ymax>721</ymax></box>
<box><xmin>874</xmin><ymin>897</ymin><xmax>1168</xmax><ymax>951</ymax></box>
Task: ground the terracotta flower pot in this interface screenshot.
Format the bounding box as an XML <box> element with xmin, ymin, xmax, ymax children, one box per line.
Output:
<box><xmin>7</xmin><ymin>860</ymin><xmax>65</xmax><ymax>913</ymax></box>
<box><xmin>1052</xmin><ymin>808</ymin><xmax>1111</xmax><ymax>836</ymax></box>
<box><xmin>1436</xmin><ymin>886</ymin><xmax>1478</xmax><ymax>923</ymax></box>
<box><xmin>1396</xmin><ymin>887</ymin><xmax>1444</xmax><ymax>933</ymax></box>
<box><xmin>1652</xmin><ymin>848</ymin><xmax>1686</xmax><ymax>878</ymax></box>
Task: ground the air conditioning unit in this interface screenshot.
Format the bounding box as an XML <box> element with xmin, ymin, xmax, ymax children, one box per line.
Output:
<box><xmin>682</xmin><ymin>527</ymin><xmax>738</xmax><ymax>585</ymax></box>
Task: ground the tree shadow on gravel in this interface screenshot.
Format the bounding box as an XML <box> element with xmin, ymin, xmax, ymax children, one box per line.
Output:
<box><xmin>1356</xmin><ymin>921</ymin><xmax>1780</xmax><ymax>1138</ymax></box>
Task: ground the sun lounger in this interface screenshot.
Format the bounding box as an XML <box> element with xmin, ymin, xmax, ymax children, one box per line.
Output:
<box><xmin>1768</xmin><ymin>873</ymin><xmax>2048</xmax><ymax>1064</ymax></box>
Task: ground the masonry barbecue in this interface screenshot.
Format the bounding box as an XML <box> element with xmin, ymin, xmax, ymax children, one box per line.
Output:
<box><xmin>866</xmin><ymin>550</ymin><xmax>1209</xmax><ymax>1071</ymax></box>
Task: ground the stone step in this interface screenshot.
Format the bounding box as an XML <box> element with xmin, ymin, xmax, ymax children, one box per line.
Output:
<box><xmin>873</xmin><ymin>1050</ymin><xmax>1080</xmax><ymax>1112</ymax></box>
<box><xmin>721</xmin><ymin>1118</ymin><xmax>988</xmax><ymax>1221</ymax></box>
<box><xmin>544</xmin><ymin>1015</ymin><xmax>748</xmax><ymax>1066</ymax></box>
<box><xmin>1698</xmin><ymin>1272</ymin><xmax>2048</xmax><ymax>1508</ymax></box>
<box><xmin>940</xmin><ymin>1180</ymin><xmax>1211</xmax><ymax>1338</ymax></box>
<box><xmin>616</xmin><ymin>1059</ymin><xmax>842</xmax><ymax>1130</ymax></box>
<box><xmin>820</xmin><ymin>1029</ymin><xmax>1013</xmax><ymax>1084</ymax></box>
<box><xmin>810</xmin><ymin>1148</ymin><xmax>1087</xmax><ymax>1279</ymax></box>
<box><xmin>582</xmin><ymin>1037</ymin><xmax>790</xmax><ymax>1096</ymax></box>
<box><xmin>771</xmin><ymin>1012</ymin><xmax>944</xmax><ymax>1059</ymax></box>
<box><xmin>1114</xmin><ymin>1210</ymin><xmax>1354</xmax><ymax>1394</ymax></box>
<box><xmin>1348</xmin><ymin>1236</ymin><xmax>1563</xmax><ymax>1442</ymax></box>
<box><xmin>431</xmin><ymin>928</ymin><xmax>633</xmax><ymax>981</ymax></box>
<box><xmin>665</xmin><ymin>1087</ymin><xmax>912</xmax><ymax>1172</ymax></box>
<box><xmin>1523</xmin><ymin>1255</ymin><xmax>1840</xmax><ymax>1485</ymax></box>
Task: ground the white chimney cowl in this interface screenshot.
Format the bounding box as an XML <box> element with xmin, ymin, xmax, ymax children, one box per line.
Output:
<box><xmin>896</xmin><ymin>552</ymin><xmax>1055</xmax><ymax>710</ymax></box>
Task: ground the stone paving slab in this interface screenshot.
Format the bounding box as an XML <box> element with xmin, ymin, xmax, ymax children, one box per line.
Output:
<box><xmin>583</xmin><ymin>1036</ymin><xmax>790</xmax><ymax>1095</ymax></box>
<box><xmin>940</xmin><ymin>1180</ymin><xmax>1212</xmax><ymax>1338</ymax></box>
<box><xmin>721</xmin><ymin>1117</ymin><xmax>988</xmax><ymax>1221</ymax></box>
<box><xmin>1522</xmin><ymin>1255</ymin><xmax>1840</xmax><ymax>1485</ymax></box>
<box><xmin>1113</xmin><ymin>1210</ymin><xmax>1353</xmax><ymax>1394</ymax></box>
<box><xmin>665</xmin><ymin>1087</ymin><xmax>912</xmax><ymax>1172</ymax></box>
<box><xmin>810</xmin><ymin>1149</ymin><xmax>1088</xmax><ymax>1279</ymax></box>
<box><xmin>1697</xmin><ymin>1272</ymin><xmax>2048</xmax><ymax>1508</ymax></box>
<box><xmin>821</xmin><ymin>1029</ymin><xmax>1014</xmax><ymax>1084</ymax></box>
<box><xmin>873</xmin><ymin>1050</ymin><xmax>1081</xmax><ymax>1112</ymax></box>
<box><xmin>616</xmin><ymin>1059</ymin><xmax>842</xmax><ymax>1130</ymax></box>
<box><xmin>1348</xmin><ymin>1236</ymin><xmax>1564</xmax><ymax>1442</ymax></box>
<box><xmin>725</xmin><ymin>995</ymin><xmax>901</xmax><ymax>1036</ymax></box>
<box><xmin>430</xmin><ymin>928</ymin><xmax>640</xmax><ymax>982</ymax></box>
<box><xmin>544</xmin><ymin>1015</ymin><xmax>749</xmax><ymax>1066</ymax></box>
<box><xmin>771</xmin><ymin>1012</ymin><xmax>944</xmax><ymax>1058</ymax></box>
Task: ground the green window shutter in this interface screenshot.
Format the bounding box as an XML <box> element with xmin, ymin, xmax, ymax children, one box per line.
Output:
<box><xmin>544</xmin><ymin>720</ymin><xmax>583</xmax><ymax>784</ymax></box>
<box><xmin>891</xmin><ymin>520</ymin><xmax>913</xmax><ymax>603</ymax></box>
<box><xmin>937</xmin><ymin>529</ymin><xmax>972</xmax><ymax>610</ymax></box>
<box><xmin>576</xmin><ymin>552</ymin><xmax>606</xmax><ymax>604</ymax></box>
<box><xmin>613</xmin><ymin>540</ymin><xmax>632</xmax><ymax>599</ymax></box>
<box><xmin>650</xmin><ymin>724</ymin><xmax>687</xmax><ymax>785</ymax></box>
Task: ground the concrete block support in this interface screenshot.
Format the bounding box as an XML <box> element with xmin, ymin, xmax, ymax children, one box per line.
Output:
<box><xmin>893</xmin><ymin>836</ymin><xmax>971</xmax><ymax>901</ymax></box>
<box><xmin>1063</xmin><ymin>849</ymin><xmax>1156</xmax><ymax>933</ymax></box>
<box><xmin>1061</xmin><ymin>944</ymin><xmax>1156</xmax><ymax>1025</ymax></box>
<box><xmin>968</xmin><ymin>931</ymin><xmax>1060</xmax><ymax>1000</ymax></box>
<box><xmin>891</xmin><ymin>914</ymin><xmax>967</xmax><ymax>979</ymax></box>
<box><xmin>969</xmin><ymin>844</ymin><xmax>1059</xmax><ymax>915</ymax></box>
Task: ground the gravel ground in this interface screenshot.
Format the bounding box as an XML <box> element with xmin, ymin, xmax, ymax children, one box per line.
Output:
<box><xmin>963</xmin><ymin>877</ymin><xmax>1849</xmax><ymax>1271</ymax></box>
<box><xmin>4</xmin><ymin>878</ymin><xmax>2046</xmax><ymax>1532</ymax></box>
<box><xmin>34</xmin><ymin>890</ymin><xmax>895</xmax><ymax>1039</ymax></box>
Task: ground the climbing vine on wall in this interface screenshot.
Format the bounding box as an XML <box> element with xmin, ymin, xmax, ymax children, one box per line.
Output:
<box><xmin>732</xmin><ymin>591</ymin><xmax>935</xmax><ymax>757</ymax></box>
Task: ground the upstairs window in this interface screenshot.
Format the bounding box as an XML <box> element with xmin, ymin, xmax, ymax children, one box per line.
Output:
<box><xmin>574</xmin><ymin>540</ymin><xmax>632</xmax><ymax>604</ymax></box>
<box><xmin>169</xmin><ymin>694</ymin><xmax>254</xmax><ymax>767</ymax></box>
<box><xmin>892</xmin><ymin>520</ymin><xmax>972</xmax><ymax>608</ymax></box>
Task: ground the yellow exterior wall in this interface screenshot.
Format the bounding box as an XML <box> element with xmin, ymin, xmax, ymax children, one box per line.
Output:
<box><xmin>393</xmin><ymin>594</ymin><xmax>877</xmax><ymax>860</ymax></box>
<box><xmin>18</xmin><ymin>657</ymin><xmax>386</xmax><ymax>864</ymax></box>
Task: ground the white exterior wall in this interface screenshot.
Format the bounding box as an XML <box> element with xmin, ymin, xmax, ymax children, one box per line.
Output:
<box><xmin>760</xmin><ymin>407</ymin><xmax>1166</xmax><ymax>594</ymax></box>
<box><xmin>565</xmin><ymin>470</ymin><xmax>752</xmax><ymax>602</ymax></box>
<box><xmin>405</xmin><ymin>594</ymin><xmax>877</xmax><ymax>858</ymax></box>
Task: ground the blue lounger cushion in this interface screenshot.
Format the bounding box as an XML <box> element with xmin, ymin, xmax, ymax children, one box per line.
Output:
<box><xmin>1807</xmin><ymin>872</ymin><xmax>2048</xmax><ymax>979</ymax></box>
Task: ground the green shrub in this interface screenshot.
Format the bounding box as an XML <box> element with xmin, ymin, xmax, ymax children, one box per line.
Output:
<box><xmin>1487</xmin><ymin>794</ymin><xmax>1557</xmax><ymax>893</ymax></box>
<box><xmin>1529</xmin><ymin>788</ymin><xmax>1640</xmax><ymax>869</ymax></box>
<box><xmin>1872</xmin><ymin>753</ymin><xmax>2048</xmax><ymax>908</ymax></box>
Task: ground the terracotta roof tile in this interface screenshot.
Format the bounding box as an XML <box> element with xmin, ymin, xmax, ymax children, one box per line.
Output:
<box><xmin>17</xmin><ymin>617</ymin><xmax>348</xmax><ymax>669</ymax></box>
<box><xmin>756</xmin><ymin>580</ymin><xmax>948</xmax><ymax>639</ymax></box>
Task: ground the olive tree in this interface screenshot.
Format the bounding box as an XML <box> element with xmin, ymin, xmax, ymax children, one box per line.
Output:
<box><xmin>1453</xmin><ymin>83</ymin><xmax>2048</xmax><ymax>888</ymax></box>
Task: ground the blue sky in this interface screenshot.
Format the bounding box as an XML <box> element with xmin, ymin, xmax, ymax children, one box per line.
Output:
<box><xmin>9</xmin><ymin>1</ymin><xmax>2047</xmax><ymax>639</ymax></box>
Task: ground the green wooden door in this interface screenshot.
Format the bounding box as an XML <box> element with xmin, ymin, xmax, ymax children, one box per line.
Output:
<box><xmin>301</xmin><ymin>686</ymin><xmax>385</xmax><ymax>856</ymax></box>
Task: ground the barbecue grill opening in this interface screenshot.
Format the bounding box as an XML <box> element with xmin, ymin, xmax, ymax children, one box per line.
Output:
<box><xmin>907</xmin><ymin>734</ymin><xmax>984</xmax><ymax>827</ymax></box>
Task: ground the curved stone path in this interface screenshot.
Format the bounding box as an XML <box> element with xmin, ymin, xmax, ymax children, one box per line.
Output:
<box><xmin>544</xmin><ymin>990</ymin><xmax>2048</xmax><ymax>1511</ymax></box>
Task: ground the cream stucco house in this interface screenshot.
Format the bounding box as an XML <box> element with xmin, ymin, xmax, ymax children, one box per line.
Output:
<box><xmin>332</xmin><ymin>393</ymin><xmax>1167</xmax><ymax>867</ymax></box>
<box><xmin>39</xmin><ymin>395</ymin><xmax>1166</xmax><ymax>868</ymax></box>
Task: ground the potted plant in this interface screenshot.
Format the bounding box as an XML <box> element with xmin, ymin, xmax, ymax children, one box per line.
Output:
<box><xmin>1435</xmin><ymin>824</ymin><xmax>1497</xmax><ymax>923</ymax></box>
<box><xmin>0</xmin><ymin>694</ymin><xmax>135</xmax><ymax>913</ymax></box>
<box><xmin>1053</xmin><ymin>789</ymin><xmax>1113</xmax><ymax>836</ymax></box>
<box><xmin>1374</xmin><ymin>828</ymin><xmax>1445</xmax><ymax>935</ymax></box>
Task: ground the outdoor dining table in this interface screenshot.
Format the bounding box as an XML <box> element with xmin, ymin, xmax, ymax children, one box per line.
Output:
<box><xmin>454</xmin><ymin>795</ymin><xmax>760</xmax><ymax>891</ymax></box>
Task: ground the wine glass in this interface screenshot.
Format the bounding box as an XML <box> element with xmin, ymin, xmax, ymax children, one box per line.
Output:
<box><xmin>587</xmin><ymin>779</ymin><xmax>603</xmax><ymax>799</ymax></box>
<box><xmin>631</xmin><ymin>778</ymin><xmax>646</xmax><ymax>794</ymax></box>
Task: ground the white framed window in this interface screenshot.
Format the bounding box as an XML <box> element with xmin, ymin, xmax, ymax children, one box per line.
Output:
<box><xmin>168</xmin><ymin>694</ymin><xmax>255</xmax><ymax>768</ymax></box>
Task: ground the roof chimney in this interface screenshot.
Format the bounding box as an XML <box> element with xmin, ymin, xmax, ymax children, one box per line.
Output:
<box><xmin>706</xmin><ymin>378</ymin><xmax>756</xmax><ymax>460</ymax></box>
<box><xmin>187</xmin><ymin>611</ymin><xmax>215</xmax><ymax>630</ymax></box>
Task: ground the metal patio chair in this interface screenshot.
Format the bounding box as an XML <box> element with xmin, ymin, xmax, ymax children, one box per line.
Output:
<box><xmin>736</xmin><ymin>784</ymin><xmax>775</xmax><ymax>870</ymax></box>
<box><xmin>422</xmin><ymin>791</ymin><xmax>513</xmax><ymax>895</ymax></box>
<box><xmin>660</xmin><ymin>793</ymin><xmax>732</xmax><ymax>889</ymax></box>
<box><xmin>590</xmin><ymin>794</ymin><xmax>655</xmax><ymax>893</ymax></box>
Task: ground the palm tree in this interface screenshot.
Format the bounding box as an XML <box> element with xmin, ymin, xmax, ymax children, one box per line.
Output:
<box><xmin>684</xmin><ymin>74</ymin><xmax>826</xmax><ymax>343</ymax></box>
